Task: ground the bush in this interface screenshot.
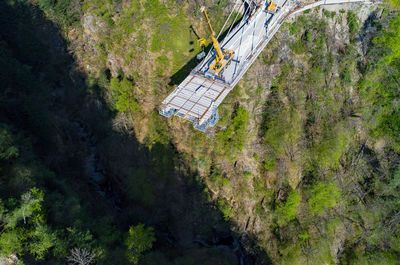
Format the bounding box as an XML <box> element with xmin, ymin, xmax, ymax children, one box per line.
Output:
<box><xmin>243</xmin><ymin>171</ymin><xmax>252</xmax><ymax>179</ymax></box>
<box><xmin>263</xmin><ymin>158</ymin><xmax>276</xmax><ymax>171</ymax></box>
<box><xmin>210</xmin><ymin>174</ymin><xmax>231</xmax><ymax>188</ymax></box>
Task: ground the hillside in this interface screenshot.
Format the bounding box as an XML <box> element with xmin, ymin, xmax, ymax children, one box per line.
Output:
<box><xmin>0</xmin><ymin>0</ymin><xmax>399</xmax><ymax>264</ymax></box>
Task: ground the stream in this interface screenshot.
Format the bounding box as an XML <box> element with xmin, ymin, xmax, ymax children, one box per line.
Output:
<box><xmin>73</xmin><ymin>120</ymin><xmax>252</xmax><ymax>265</ymax></box>
<box><xmin>73</xmin><ymin>120</ymin><xmax>122</xmax><ymax>211</ymax></box>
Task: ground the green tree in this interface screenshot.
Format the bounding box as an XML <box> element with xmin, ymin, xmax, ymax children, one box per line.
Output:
<box><xmin>28</xmin><ymin>225</ymin><xmax>57</xmax><ymax>260</ymax></box>
<box><xmin>216</xmin><ymin>106</ymin><xmax>249</xmax><ymax>155</ymax></box>
<box><xmin>5</xmin><ymin>187</ymin><xmax>44</xmax><ymax>228</ymax></box>
<box><xmin>110</xmin><ymin>77</ymin><xmax>140</xmax><ymax>113</ymax></box>
<box><xmin>375</xmin><ymin>12</ymin><xmax>400</xmax><ymax>64</ymax></box>
<box><xmin>0</xmin><ymin>124</ymin><xmax>19</xmax><ymax>160</ymax></box>
<box><xmin>125</xmin><ymin>224</ymin><xmax>156</xmax><ymax>264</ymax></box>
<box><xmin>0</xmin><ymin>230</ymin><xmax>23</xmax><ymax>255</ymax></box>
<box><xmin>307</xmin><ymin>182</ymin><xmax>340</xmax><ymax>214</ymax></box>
<box><xmin>217</xmin><ymin>198</ymin><xmax>234</xmax><ymax>221</ymax></box>
<box><xmin>276</xmin><ymin>189</ymin><xmax>300</xmax><ymax>226</ymax></box>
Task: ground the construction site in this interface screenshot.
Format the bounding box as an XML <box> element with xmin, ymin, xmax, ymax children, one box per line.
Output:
<box><xmin>159</xmin><ymin>0</ymin><xmax>369</xmax><ymax>131</ymax></box>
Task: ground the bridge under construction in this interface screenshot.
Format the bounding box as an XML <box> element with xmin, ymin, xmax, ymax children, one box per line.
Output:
<box><xmin>159</xmin><ymin>0</ymin><xmax>370</xmax><ymax>132</ymax></box>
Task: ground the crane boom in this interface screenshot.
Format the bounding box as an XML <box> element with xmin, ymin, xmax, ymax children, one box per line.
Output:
<box><xmin>200</xmin><ymin>6</ymin><xmax>234</xmax><ymax>75</ymax></box>
<box><xmin>200</xmin><ymin>6</ymin><xmax>224</xmax><ymax>61</ymax></box>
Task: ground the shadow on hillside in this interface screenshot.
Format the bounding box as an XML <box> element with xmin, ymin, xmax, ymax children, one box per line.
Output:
<box><xmin>0</xmin><ymin>1</ymin><xmax>270</xmax><ymax>264</ymax></box>
<box><xmin>169</xmin><ymin>12</ymin><xmax>246</xmax><ymax>86</ymax></box>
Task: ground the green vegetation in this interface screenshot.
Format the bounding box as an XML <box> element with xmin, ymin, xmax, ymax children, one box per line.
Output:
<box><xmin>347</xmin><ymin>10</ymin><xmax>360</xmax><ymax>36</ymax></box>
<box><xmin>125</xmin><ymin>224</ymin><xmax>156</xmax><ymax>264</ymax></box>
<box><xmin>110</xmin><ymin>77</ymin><xmax>140</xmax><ymax>113</ymax></box>
<box><xmin>275</xmin><ymin>189</ymin><xmax>300</xmax><ymax>226</ymax></box>
<box><xmin>217</xmin><ymin>198</ymin><xmax>233</xmax><ymax>221</ymax></box>
<box><xmin>2</xmin><ymin>0</ymin><xmax>400</xmax><ymax>264</ymax></box>
<box><xmin>216</xmin><ymin>106</ymin><xmax>249</xmax><ymax>156</ymax></box>
<box><xmin>307</xmin><ymin>182</ymin><xmax>341</xmax><ymax>214</ymax></box>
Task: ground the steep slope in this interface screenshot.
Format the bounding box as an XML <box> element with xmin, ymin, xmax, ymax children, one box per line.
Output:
<box><xmin>1</xmin><ymin>0</ymin><xmax>400</xmax><ymax>264</ymax></box>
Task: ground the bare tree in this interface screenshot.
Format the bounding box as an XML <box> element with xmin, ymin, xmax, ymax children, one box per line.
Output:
<box><xmin>67</xmin><ymin>248</ymin><xmax>96</xmax><ymax>265</ymax></box>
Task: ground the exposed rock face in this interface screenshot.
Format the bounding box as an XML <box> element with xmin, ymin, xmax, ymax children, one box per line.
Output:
<box><xmin>0</xmin><ymin>255</ymin><xmax>19</xmax><ymax>265</ymax></box>
<box><xmin>107</xmin><ymin>52</ymin><xmax>122</xmax><ymax>76</ymax></box>
<box><xmin>83</xmin><ymin>14</ymin><xmax>97</xmax><ymax>33</ymax></box>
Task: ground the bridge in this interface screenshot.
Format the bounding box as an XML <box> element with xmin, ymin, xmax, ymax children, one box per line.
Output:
<box><xmin>159</xmin><ymin>0</ymin><xmax>370</xmax><ymax>132</ymax></box>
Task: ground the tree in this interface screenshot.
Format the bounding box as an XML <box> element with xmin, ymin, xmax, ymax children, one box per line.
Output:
<box><xmin>28</xmin><ymin>225</ymin><xmax>57</xmax><ymax>260</ymax></box>
<box><xmin>110</xmin><ymin>77</ymin><xmax>140</xmax><ymax>113</ymax></box>
<box><xmin>67</xmin><ymin>248</ymin><xmax>97</xmax><ymax>265</ymax></box>
<box><xmin>125</xmin><ymin>224</ymin><xmax>156</xmax><ymax>264</ymax></box>
<box><xmin>0</xmin><ymin>230</ymin><xmax>23</xmax><ymax>256</ymax></box>
<box><xmin>276</xmin><ymin>189</ymin><xmax>300</xmax><ymax>226</ymax></box>
<box><xmin>216</xmin><ymin>106</ymin><xmax>249</xmax><ymax>155</ymax></box>
<box><xmin>5</xmin><ymin>187</ymin><xmax>44</xmax><ymax>228</ymax></box>
<box><xmin>0</xmin><ymin>124</ymin><xmax>19</xmax><ymax>160</ymax></box>
<box><xmin>307</xmin><ymin>182</ymin><xmax>340</xmax><ymax>214</ymax></box>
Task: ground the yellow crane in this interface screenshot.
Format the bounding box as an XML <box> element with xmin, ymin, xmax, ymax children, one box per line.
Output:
<box><xmin>200</xmin><ymin>6</ymin><xmax>234</xmax><ymax>74</ymax></box>
<box><xmin>267</xmin><ymin>0</ymin><xmax>277</xmax><ymax>11</ymax></box>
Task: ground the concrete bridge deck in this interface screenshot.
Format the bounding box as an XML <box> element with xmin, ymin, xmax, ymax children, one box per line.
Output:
<box><xmin>160</xmin><ymin>0</ymin><xmax>371</xmax><ymax>132</ymax></box>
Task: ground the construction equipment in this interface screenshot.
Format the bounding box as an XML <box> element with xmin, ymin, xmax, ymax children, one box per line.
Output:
<box><xmin>189</xmin><ymin>24</ymin><xmax>207</xmax><ymax>47</ymax></box>
<box><xmin>200</xmin><ymin>6</ymin><xmax>234</xmax><ymax>75</ymax></box>
<box><xmin>267</xmin><ymin>0</ymin><xmax>277</xmax><ymax>11</ymax></box>
<box><xmin>197</xmin><ymin>37</ymin><xmax>207</xmax><ymax>46</ymax></box>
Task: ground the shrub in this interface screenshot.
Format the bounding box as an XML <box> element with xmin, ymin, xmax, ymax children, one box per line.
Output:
<box><xmin>243</xmin><ymin>171</ymin><xmax>252</xmax><ymax>179</ymax></box>
<box><xmin>263</xmin><ymin>158</ymin><xmax>276</xmax><ymax>171</ymax></box>
<box><xmin>210</xmin><ymin>174</ymin><xmax>231</xmax><ymax>188</ymax></box>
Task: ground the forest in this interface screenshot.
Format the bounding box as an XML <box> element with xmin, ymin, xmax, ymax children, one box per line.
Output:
<box><xmin>0</xmin><ymin>0</ymin><xmax>399</xmax><ymax>264</ymax></box>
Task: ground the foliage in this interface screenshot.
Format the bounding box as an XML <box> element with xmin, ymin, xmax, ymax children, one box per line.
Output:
<box><xmin>263</xmin><ymin>107</ymin><xmax>302</xmax><ymax>156</ymax></box>
<box><xmin>216</xmin><ymin>106</ymin><xmax>249</xmax><ymax>156</ymax></box>
<box><xmin>125</xmin><ymin>224</ymin><xmax>156</xmax><ymax>264</ymax></box>
<box><xmin>311</xmin><ymin>126</ymin><xmax>347</xmax><ymax>169</ymax></box>
<box><xmin>217</xmin><ymin>198</ymin><xmax>233</xmax><ymax>221</ymax></box>
<box><xmin>275</xmin><ymin>189</ymin><xmax>300</xmax><ymax>226</ymax></box>
<box><xmin>37</xmin><ymin>0</ymin><xmax>81</xmax><ymax>28</ymax></box>
<box><xmin>389</xmin><ymin>0</ymin><xmax>400</xmax><ymax>9</ymax></box>
<box><xmin>110</xmin><ymin>77</ymin><xmax>140</xmax><ymax>114</ymax></box>
<box><xmin>0</xmin><ymin>125</ymin><xmax>19</xmax><ymax>160</ymax></box>
<box><xmin>263</xmin><ymin>157</ymin><xmax>276</xmax><ymax>171</ymax></box>
<box><xmin>375</xmin><ymin>13</ymin><xmax>400</xmax><ymax>64</ymax></box>
<box><xmin>307</xmin><ymin>182</ymin><xmax>340</xmax><ymax>214</ymax></box>
<box><xmin>0</xmin><ymin>230</ymin><xmax>23</xmax><ymax>256</ymax></box>
<box><xmin>347</xmin><ymin>11</ymin><xmax>360</xmax><ymax>36</ymax></box>
<box><xmin>210</xmin><ymin>174</ymin><xmax>231</xmax><ymax>188</ymax></box>
<box><xmin>0</xmin><ymin>188</ymin><xmax>55</xmax><ymax>259</ymax></box>
<box><xmin>125</xmin><ymin>168</ymin><xmax>156</xmax><ymax>206</ymax></box>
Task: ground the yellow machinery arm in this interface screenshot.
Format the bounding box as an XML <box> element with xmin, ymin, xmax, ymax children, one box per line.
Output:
<box><xmin>267</xmin><ymin>0</ymin><xmax>277</xmax><ymax>11</ymax></box>
<box><xmin>199</xmin><ymin>6</ymin><xmax>234</xmax><ymax>74</ymax></box>
<box><xmin>200</xmin><ymin>6</ymin><xmax>224</xmax><ymax>61</ymax></box>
